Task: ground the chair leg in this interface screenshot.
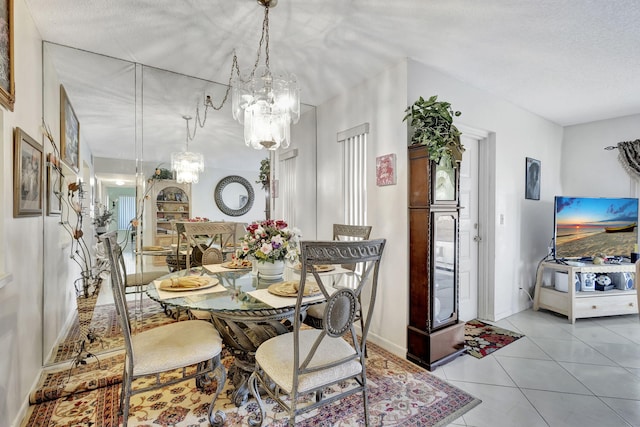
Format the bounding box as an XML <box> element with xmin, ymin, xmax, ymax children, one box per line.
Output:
<box><xmin>118</xmin><ymin>367</ymin><xmax>126</xmax><ymax>415</ymax></box>
<box><xmin>247</xmin><ymin>371</ymin><xmax>265</xmax><ymax>427</ymax></box>
<box><xmin>361</xmin><ymin>369</ymin><xmax>370</xmax><ymax>427</ymax></box>
<box><xmin>207</xmin><ymin>355</ymin><xmax>227</xmax><ymax>427</ymax></box>
<box><xmin>121</xmin><ymin>381</ymin><xmax>131</xmax><ymax>427</ymax></box>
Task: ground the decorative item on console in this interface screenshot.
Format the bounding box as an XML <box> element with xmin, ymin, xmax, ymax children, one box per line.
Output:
<box><xmin>580</xmin><ymin>272</ymin><xmax>596</xmax><ymax>292</ymax></box>
<box><xmin>595</xmin><ymin>274</ymin><xmax>614</xmax><ymax>291</ymax></box>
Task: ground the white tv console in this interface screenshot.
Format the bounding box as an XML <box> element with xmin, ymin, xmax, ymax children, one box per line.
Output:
<box><xmin>533</xmin><ymin>261</ymin><xmax>638</xmax><ymax>323</ymax></box>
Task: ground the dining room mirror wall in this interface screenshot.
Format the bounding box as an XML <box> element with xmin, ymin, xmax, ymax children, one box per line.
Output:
<box><xmin>41</xmin><ymin>42</ymin><xmax>318</xmax><ymax>366</ymax></box>
<box><xmin>42</xmin><ymin>42</ymin><xmax>138</xmax><ymax>366</ymax></box>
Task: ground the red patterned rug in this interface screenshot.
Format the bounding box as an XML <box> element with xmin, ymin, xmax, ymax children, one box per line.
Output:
<box><xmin>464</xmin><ymin>319</ymin><xmax>525</xmax><ymax>359</ymax></box>
<box><xmin>47</xmin><ymin>298</ymin><xmax>185</xmax><ymax>364</ymax></box>
<box><xmin>24</xmin><ymin>340</ymin><xmax>481</xmax><ymax>426</ymax></box>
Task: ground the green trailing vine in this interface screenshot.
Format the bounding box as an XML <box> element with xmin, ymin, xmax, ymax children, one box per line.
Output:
<box><xmin>403</xmin><ymin>95</ymin><xmax>464</xmax><ymax>163</ymax></box>
<box><xmin>257</xmin><ymin>158</ymin><xmax>270</xmax><ymax>190</ymax></box>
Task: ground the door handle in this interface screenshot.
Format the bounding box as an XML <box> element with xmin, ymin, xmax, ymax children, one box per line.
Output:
<box><xmin>473</xmin><ymin>235</ymin><xmax>481</xmax><ymax>242</ymax></box>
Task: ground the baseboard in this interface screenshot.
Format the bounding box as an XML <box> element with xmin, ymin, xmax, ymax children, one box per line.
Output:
<box><xmin>42</xmin><ymin>307</ymin><xmax>77</xmax><ymax>365</ymax></box>
<box><xmin>11</xmin><ymin>365</ymin><xmax>43</xmax><ymax>427</ymax></box>
<box><xmin>367</xmin><ymin>331</ymin><xmax>406</xmax><ymax>359</ymax></box>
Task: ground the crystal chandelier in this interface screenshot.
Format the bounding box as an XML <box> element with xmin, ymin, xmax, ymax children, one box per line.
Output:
<box><xmin>171</xmin><ymin>116</ymin><xmax>204</xmax><ymax>184</ymax></box>
<box><xmin>231</xmin><ymin>0</ymin><xmax>300</xmax><ymax>150</ymax></box>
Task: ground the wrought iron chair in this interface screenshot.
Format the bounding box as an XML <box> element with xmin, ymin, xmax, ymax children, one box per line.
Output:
<box><xmin>332</xmin><ymin>224</ymin><xmax>373</xmax><ymax>242</ymax></box>
<box><xmin>176</xmin><ymin>221</ymin><xmax>238</xmax><ymax>270</ymax></box>
<box><xmin>188</xmin><ymin>247</ymin><xmax>225</xmax><ymax>321</ymax></box>
<box><xmin>304</xmin><ymin>224</ymin><xmax>373</xmax><ymax>329</ymax></box>
<box><xmin>112</xmin><ymin>243</ymin><xmax>166</xmax><ymax>295</ymax></box>
<box><xmin>248</xmin><ymin>239</ymin><xmax>386</xmax><ymax>426</ymax></box>
<box><xmin>202</xmin><ymin>247</ymin><xmax>225</xmax><ymax>265</ymax></box>
<box><xmin>103</xmin><ymin>233</ymin><xmax>227</xmax><ymax>427</ymax></box>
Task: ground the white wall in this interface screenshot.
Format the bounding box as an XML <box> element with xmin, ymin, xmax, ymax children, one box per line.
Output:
<box><xmin>317</xmin><ymin>60</ymin><xmax>409</xmax><ymax>355</ymax></box>
<box><xmin>316</xmin><ymin>58</ymin><xmax>564</xmax><ymax>357</ymax></box>
<box><xmin>562</xmin><ymin>114</ymin><xmax>640</xmax><ymax>197</ymax></box>
<box><xmin>0</xmin><ymin>1</ymin><xmax>45</xmax><ymax>426</ymax></box>
<box><xmin>407</xmin><ymin>59</ymin><xmax>564</xmax><ymax>321</ymax></box>
<box><xmin>273</xmin><ymin>107</ymin><xmax>318</xmax><ymax>240</ymax></box>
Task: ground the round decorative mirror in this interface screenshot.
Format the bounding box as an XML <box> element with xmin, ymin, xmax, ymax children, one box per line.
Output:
<box><xmin>214</xmin><ymin>175</ymin><xmax>255</xmax><ymax>216</ymax></box>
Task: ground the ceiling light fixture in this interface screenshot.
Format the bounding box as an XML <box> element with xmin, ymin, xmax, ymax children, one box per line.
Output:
<box><xmin>187</xmin><ymin>0</ymin><xmax>300</xmax><ymax>151</ymax></box>
<box><xmin>172</xmin><ymin>116</ymin><xmax>204</xmax><ymax>184</ymax></box>
<box><xmin>231</xmin><ymin>0</ymin><xmax>300</xmax><ymax>150</ymax></box>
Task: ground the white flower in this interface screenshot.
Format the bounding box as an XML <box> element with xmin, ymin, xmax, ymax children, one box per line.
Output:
<box><xmin>260</xmin><ymin>242</ymin><xmax>273</xmax><ymax>254</ymax></box>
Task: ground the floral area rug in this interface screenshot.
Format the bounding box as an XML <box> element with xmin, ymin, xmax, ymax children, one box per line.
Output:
<box><xmin>24</xmin><ymin>340</ymin><xmax>481</xmax><ymax>426</ymax></box>
<box><xmin>47</xmin><ymin>298</ymin><xmax>185</xmax><ymax>364</ymax></box>
<box><xmin>464</xmin><ymin>319</ymin><xmax>525</xmax><ymax>359</ymax></box>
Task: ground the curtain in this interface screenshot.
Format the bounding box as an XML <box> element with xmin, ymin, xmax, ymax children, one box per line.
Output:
<box><xmin>118</xmin><ymin>196</ymin><xmax>135</xmax><ymax>230</ymax></box>
<box><xmin>617</xmin><ymin>139</ymin><xmax>640</xmax><ymax>180</ymax></box>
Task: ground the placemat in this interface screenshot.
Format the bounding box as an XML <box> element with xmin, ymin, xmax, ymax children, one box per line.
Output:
<box><xmin>247</xmin><ymin>288</ymin><xmax>327</xmax><ymax>309</ymax></box>
<box><xmin>203</xmin><ymin>263</ymin><xmax>251</xmax><ymax>274</ymax></box>
<box><xmin>153</xmin><ymin>277</ymin><xmax>226</xmax><ymax>300</ymax></box>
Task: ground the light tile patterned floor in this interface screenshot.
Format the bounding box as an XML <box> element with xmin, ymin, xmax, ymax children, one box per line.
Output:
<box><xmin>432</xmin><ymin>309</ymin><xmax>640</xmax><ymax>427</ymax></box>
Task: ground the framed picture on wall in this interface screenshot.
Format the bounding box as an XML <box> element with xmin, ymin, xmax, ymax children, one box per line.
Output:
<box><xmin>0</xmin><ymin>0</ymin><xmax>14</xmax><ymax>111</ymax></box>
<box><xmin>14</xmin><ymin>127</ymin><xmax>43</xmax><ymax>217</ymax></box>
<box><xmin>60</xmin><ymin>84</ymin><xmax>80</xmax><ymax>173</ymax></box>
<box><xmin>525</xmin><ymin>157</ymin><xmax>541</xmax><ymax>200</ymax></box>
<box><xmin>46</xmin><ymin>163</ymin><xmax>62</xmax><ymax>215</ymax></box>
<box><xmin>376</xmin><ymin>153</ymin><xmax>396</xmax><ymax>186</ymax></box>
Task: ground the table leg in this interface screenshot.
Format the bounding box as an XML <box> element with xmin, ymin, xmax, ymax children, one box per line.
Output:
<box><xmin>210</xmin><ymin>310</ymin><xmax>296</xmax><ymax>406</ymax></box>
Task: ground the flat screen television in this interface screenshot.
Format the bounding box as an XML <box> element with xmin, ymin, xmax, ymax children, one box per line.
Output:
<box><xmin>554</xmin><ymin>196</ymin><xmax>639</xmax><ymax>260</ymax></box>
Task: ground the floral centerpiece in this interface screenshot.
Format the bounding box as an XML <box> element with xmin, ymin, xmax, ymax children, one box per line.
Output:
<box><xmin>236</xmin><ymin>219</ymin><xmax>300</xmax><ymax>266</ymax></box>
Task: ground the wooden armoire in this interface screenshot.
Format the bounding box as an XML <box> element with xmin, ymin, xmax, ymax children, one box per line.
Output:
<box><xmin>407</xmin><ymin>145</ymin><xmax>466</xmax><ymax>371</ymax></box>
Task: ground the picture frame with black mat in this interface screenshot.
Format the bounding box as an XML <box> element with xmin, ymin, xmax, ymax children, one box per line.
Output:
<box><xmin>525</xmin><ymin>157</ymin><xmax>540</xmax><ymax>200</ymax></box>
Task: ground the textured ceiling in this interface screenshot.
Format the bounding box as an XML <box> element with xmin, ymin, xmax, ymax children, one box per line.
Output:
<box><xmin>25</xmin><ymin>0</ymin><xmax>640</xmax><ymax>178</ymax></box>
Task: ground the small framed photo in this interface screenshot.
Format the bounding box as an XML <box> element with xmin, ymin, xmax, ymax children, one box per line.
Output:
<box><xmin>60</xmin><ymin>84</ymin><xmax>80</xmax><ymax>173</ymax></box>
<box><xmin>525</xmin><ymin>157</ymin><xmax>541</xmax><ymax>200</ymax></box>
<box><xmin>14</xmin><ymin>127</ymin><xmax>43</xmax><ymax>217</ymax></box>
<box><xmin>0</xmin><ymin>0</ymin><xmax>14</xmax><ymax>111</ymax></box>
<box><xmin>46</xmin><ymin>163</ymin><xmax>62</xmax><ymax>215</ymax></box>
<box><xmin>376</xmin><ymin>153</ymin><xmax>396</xmax><ymax>186</ymax></box>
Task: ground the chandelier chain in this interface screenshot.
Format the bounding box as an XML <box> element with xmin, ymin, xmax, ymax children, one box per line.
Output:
<box><xmin>186</xmin><ymin>3</ymin><xmax>271</xmax><ymax>142</ymax></box>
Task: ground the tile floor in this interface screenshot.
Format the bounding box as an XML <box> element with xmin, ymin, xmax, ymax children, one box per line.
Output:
<box><xmin>432</xmin><ymin>309</ymin><xmax>640</xmax><ymax>427</ymax></box>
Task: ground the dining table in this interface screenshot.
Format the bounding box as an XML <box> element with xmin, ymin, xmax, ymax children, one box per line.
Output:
<box><xmin>145</xmin><ymin>262</ymin><xmax>350</xmax><ymax>406</ymax></box>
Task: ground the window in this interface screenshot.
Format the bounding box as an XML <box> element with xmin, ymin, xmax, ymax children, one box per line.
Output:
<box><xmin>337</xmin><ymin>123</ymin><xmax>369</xmax><ymax>226</ymax></box>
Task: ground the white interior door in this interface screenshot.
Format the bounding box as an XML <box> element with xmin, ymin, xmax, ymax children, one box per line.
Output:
<box><xmin>458</xmin><ymin>134</ymin><xmax>480</xmax><ymax>321</ymax></box>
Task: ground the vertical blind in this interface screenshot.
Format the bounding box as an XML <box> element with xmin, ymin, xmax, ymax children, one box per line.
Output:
<box><xmin>338</xmin><ymin>123</ymin><xmax>369</xmax><ymax>226</ymax></box>
<box><xmin>118</xmin><ymin>196</ymin><xmax>135</xmax><ymax>230</ymax></box>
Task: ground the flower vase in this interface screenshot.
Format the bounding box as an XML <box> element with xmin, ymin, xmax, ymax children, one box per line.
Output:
<box><xmin>256</xmin><ymin>260</ymin><xmax>285</xmax><ymax>280</ymax></box>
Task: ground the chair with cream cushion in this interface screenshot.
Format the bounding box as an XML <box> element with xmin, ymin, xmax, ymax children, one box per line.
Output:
<box><xmin>103</xmin><ymin>232</ymin><xmax>227</xmax><ymax>427</ymax></box>
<box><xmin>248</xmin><ymin>239</ymin><xmax>386</xmax><ymax>427</ymax></box>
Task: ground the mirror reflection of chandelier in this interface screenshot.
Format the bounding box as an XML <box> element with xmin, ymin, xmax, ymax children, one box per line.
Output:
<box><xmin>171</xmin><ymin>116</ymin><xmax>204</xmax><ymax>184</ymax></box>
<box><xmin>231</xmin><ymin>0</ymin><xmax>300</xmax><ymax>150</ymax></box>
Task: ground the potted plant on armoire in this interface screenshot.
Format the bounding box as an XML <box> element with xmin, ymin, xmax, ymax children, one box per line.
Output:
<box><xmin>404</xmin><ymin>95</ymin><xmax>467</xmax><ymax>370</ymax></box>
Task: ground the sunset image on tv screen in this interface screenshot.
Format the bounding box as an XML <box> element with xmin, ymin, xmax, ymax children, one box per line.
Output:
<box><xmin>554</xmin><ymin>196</ymin><xmax>639</xmax><ymax>259</ymax></box>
